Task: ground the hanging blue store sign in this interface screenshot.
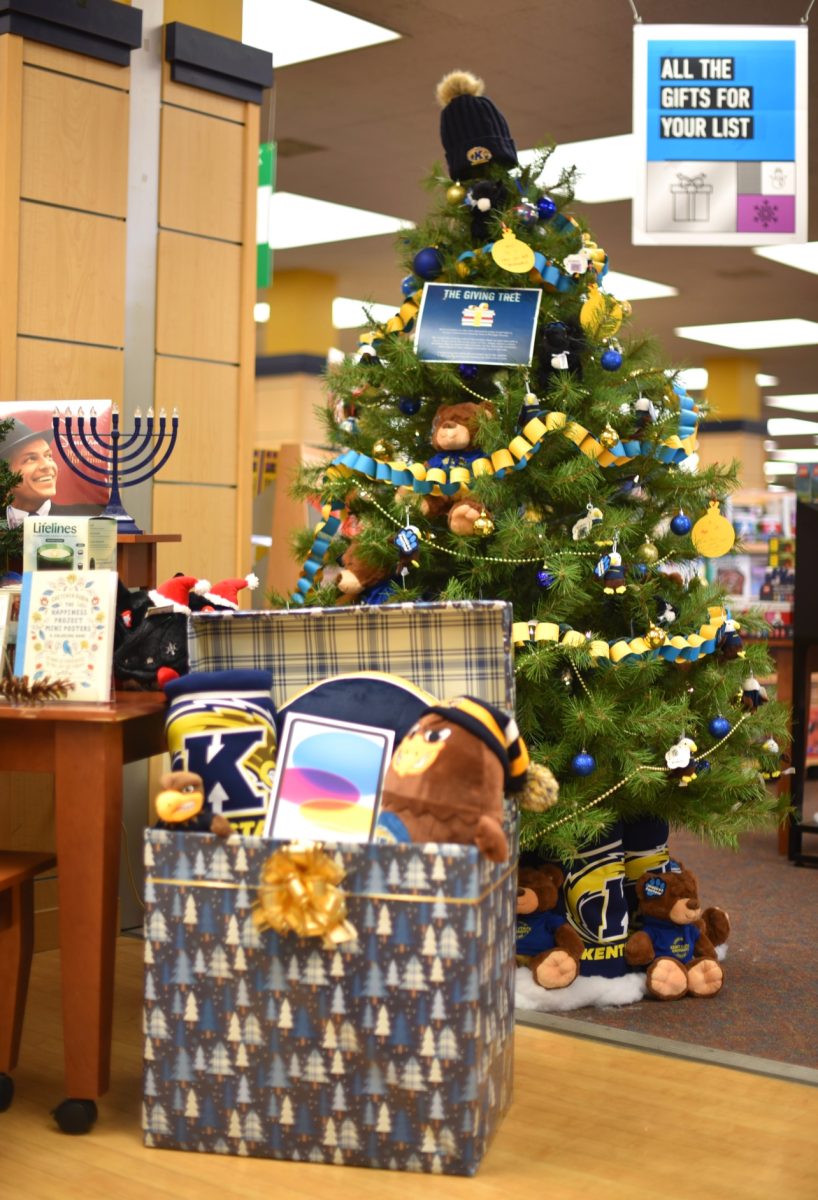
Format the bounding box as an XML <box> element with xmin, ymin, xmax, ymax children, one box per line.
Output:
<box><xmin>413</xmin><ymin>283</ymin><xmax>542</xmax><ymax>366</ymax></box>
<box><xmin>633</xmin><ymin>24</ymin><xmax>808</xmax><ymax>245</ymax></box>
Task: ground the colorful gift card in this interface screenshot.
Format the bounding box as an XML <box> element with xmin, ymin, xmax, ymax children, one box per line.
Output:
<box><xmin>264</xmin><ymin>713</ymin><xmax>394</xmax><ymax>842</ymax></box>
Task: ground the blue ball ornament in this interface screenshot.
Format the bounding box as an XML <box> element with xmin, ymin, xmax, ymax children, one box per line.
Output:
<box><xmin>708</xmin><ymin>715</ymin><xmax>731</xmax><ymax>739</ymax></box>
<box><xmin>670</xmin><ymin>512</ymin><xmax>693</xmax><ymax>535</ymax></box>
<box><xmin>401</xmin><ymin>274</ymin><xmax>420</xmax><ymax>296</ymax></box>
<box><xmin>398</xmin><ymin>396</ymin><xmax>420</xmax><ymax>415</ymax></box>
<box><xmin>458</xmin><ymin>363</ymin><xmax>479</xmax><ymax>380</ymax></box>
<box><xmin>513</xmin><ymin>203</ymin><xmax>538</xmax><ymax>228</ymax></box>
<box><xmin>536</xmin><ymin>568</ymin><xmax>555</xmax><ymax>589</ymax></box>
<box><xmin>571</xmin><ymin>751</ymin><xmax>596</xmax><ymax>776</ymax></box>
<box><xmin>600</xmin><ymin>348</ymin><xmax>623</xmax><ymax>371</ymax></box>
<box><xmin>412</xmin><ymin>247</ymin><xmax>443</xmax><ymax>281</ymax></box>
<box><xmin>537</xmin><ymin>195</ymin><xmax>557</xmax><ymax>220</ymax></box>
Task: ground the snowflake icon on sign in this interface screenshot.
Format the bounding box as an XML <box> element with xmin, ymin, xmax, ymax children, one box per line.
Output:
<box><xmin>753</xmin><ymin>199</ymin><xmax>779</xmax><ymax>229</ymax></box>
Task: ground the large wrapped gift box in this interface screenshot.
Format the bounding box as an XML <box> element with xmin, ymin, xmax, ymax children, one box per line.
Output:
<box><xmin>143</xmin><ymin>601</ymin><xmax>519</xmax><ymax>1174</ymax></box>
<box><xmin>143</xmin><ymin>830</ymin><xmax>517</xmax><ymax>1174</ymax></box>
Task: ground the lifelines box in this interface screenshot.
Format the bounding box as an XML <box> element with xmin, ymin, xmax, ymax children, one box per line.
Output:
<box><xmin>23</xmin><ymin>515</ymin><xmax>117</xmax><ymax>572</ymax></box>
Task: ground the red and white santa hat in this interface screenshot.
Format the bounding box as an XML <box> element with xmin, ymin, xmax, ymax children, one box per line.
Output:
<box><xmin>201</xmin><ymin>572</ymin><xmax>259</xmax><ymax>610</ymax></box>
<box><xmin>148</xmin><ymin>574</ymin><xmax>211</xmax><ymax>613</ymax></box>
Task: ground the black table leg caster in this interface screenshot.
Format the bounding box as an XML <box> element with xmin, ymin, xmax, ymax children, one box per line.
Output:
<box><xmin>52</xmin><ymin>1097</ymin><xmax>98</xmax><ymax>1134</ymax></box>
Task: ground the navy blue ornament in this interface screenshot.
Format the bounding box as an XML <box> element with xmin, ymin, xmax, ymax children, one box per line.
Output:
<box><xmin>537</xmin><ymin>195</ymin><xmax>557</xmax><ymax>220</ymax></box>
<box><xmin>670</xmin><ymin>511</ymin><xmax>693</xmax><ymax>535</ymax></box>
<box><xmin>571</xmin><ymin>751</ymin><xmax>596</xmax><ymax>776</ymax></box>
<box><xmin>394</xmin><ymin>526</ymin><xmax>420</xmax><ymax>555</ymax></box>
<box><xmin>536</xmin><ymin>568</ymin><xmax>555</xmax><ymax>589</ymax></box>
<box><xmin>401</xmin><ymin>274</ymin><xmax>420</xmax><ymax>296</ymax></box>
<box><xmin>708</xmin><ymin>715</ymin><xmax>731</xmax><ymax>739</ymax></box>
<box><xmin>513</xmin><ymin>202</ymin><xmax>538</xmax><ymax>228</ymax></box>
<box><xmin>600</xmin><ymin>348</ymin><xmax>623</xmax><ymax>371</ymax></box>
<box><xmin>412</xmin><ymin>247</ymin><xmax>443</xmax><ymax>281</ymax></box>
<box><xmin>398</xmin><ymin>395</ymin><xmax>420</xmax><ymax>415</ymax></box>
<box><xmin>458</xmin><ymin>363</ymin><xmax>479</xmax><ymax>380</ymax></box>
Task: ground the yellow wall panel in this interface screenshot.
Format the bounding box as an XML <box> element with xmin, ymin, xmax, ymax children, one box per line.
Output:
<box><xmin>155</xmin><ymin>229</ymin><xmax>241</xmax><ymax>363</ymax></box>
<box><xmin>154</xmin><ymin>356</ymin><xmax>238</xmax><ymax>485</ymax></box>
<box><xmin>18</xmin><ymin>203</ymin><xmax>126</xmax><ymax>346</ymax></box>
<box><xmin>161</xmin><ymin>60</ymin><xmax>244</xmax><ymax>124</ymax></box>
<box><xmin>159</xmin><ymin>105</ymin><xmax>243</xmax><ymax>241</ymax></box>
<box><xmin>164</xmin><ymin>0</ymin><xmax>243</xmax><ymax>41</ymax></box>
<box><xmin>153</xmin><ymin>482</ymin><xmax>238</xmax><ymax>583</ymax></box>
<box><xmin>23</xmin><ymin>40</ymin><xmax>130</xmax><ymax>90</ymax></box>
<box><xmin>16</xmin><ymin>339</ymin><xmax>124</xmax><ymax>407</ymax></box>
<box><xmin>21</xmin><ymin>65</ymin><xmax>129</xmax><ymax>216</ymax></box>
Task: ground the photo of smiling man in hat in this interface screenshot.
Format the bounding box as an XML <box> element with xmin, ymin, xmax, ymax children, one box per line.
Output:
<box><xmin>1</xmin><ymin>418</ymin><xmax>75</xmax><ymax>528</ymax></box>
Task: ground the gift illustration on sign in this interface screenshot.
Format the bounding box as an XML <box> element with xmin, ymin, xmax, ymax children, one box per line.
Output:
<box><xmin>670</xmin><ymin>172</ymin><xmax>712</xmax><ymax>221</ymax></box>
<box><xmin>461</xmin><ymin>302</ymin><xmax>495</xmax><ymax>328</ymax></box>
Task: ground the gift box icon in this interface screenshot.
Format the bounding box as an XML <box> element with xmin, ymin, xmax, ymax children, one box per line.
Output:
<box><xmin>671</xmin><ymin>173</ymin><xmax>713</xmax><ymax>222</ymax></box>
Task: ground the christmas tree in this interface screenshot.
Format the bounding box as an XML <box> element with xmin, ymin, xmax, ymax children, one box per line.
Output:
<box><xmin>0</xmin><ymin>416</ymin><xmax>24</xmax><ymax>571</ymax></box>
<box><xmin>285</xmin><ymin>72</ymin><xmax>788</xmax><ymax>900</ymax></box>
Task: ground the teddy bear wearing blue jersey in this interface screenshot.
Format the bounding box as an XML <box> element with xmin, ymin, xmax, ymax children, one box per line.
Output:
<box><xmin>516</xmin><ymin>865</ymin><xmax>584</xmax><ymax>989</ymax></box>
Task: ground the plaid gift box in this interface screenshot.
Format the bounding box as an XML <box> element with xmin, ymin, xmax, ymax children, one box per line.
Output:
<box><xmin>143</xmin><ymin>829</ymin><xmax>517</xmax><ymax>1174</ymax></box>
<box><xmin>186</xmin><ymin>600</ymin><xmax>516</xmax><ymax>711</ymax></box>
<box><xmin>144</xmin><ymin>600</ymin><xmax>519</xmax><ymax>1174</ymax></box>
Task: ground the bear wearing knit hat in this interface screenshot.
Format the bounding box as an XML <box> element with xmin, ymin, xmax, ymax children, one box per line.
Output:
<box><xmin>375</xmin><ymin>696</ymin><xmax>529</xmax><ymax>862</ymax></box>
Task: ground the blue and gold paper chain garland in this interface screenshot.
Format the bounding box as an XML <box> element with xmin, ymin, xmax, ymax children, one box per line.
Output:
<box><xmin>512</xmin><ymin>606</ymin><xmax>731</xmax><ymax>668</ymax></box>
<box><xmin>291</xmin><ymin>511</ymin><xmax>342</xmax><ymax>603</ymax></box>
<box><xmin>326</xmin><ymin>386</ymin><xmax>699</xmax><ymax>500</ymax></box>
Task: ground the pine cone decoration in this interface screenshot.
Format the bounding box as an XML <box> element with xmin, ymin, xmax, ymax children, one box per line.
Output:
<box><xmin>520</xmin><ymin>761</ymin><xmax>560</xmax><ymax>812</ymax></box>
<box><xmin>0</xmin><ymin>675</ymin><xmax>72</xmax><ymax>705</ymax></box>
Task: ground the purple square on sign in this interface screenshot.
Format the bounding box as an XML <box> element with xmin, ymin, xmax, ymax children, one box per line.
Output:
<box><xmin>737</xmin><ymin>194</ymin><xmax>795</xmax><ymax>234</ymax></box>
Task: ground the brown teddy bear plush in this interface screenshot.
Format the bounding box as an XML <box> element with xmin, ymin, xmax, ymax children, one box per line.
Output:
<box><xmin>335</xmin><ymin>541</ymin><xmax>396</xmax><ymax>604</ymax></box>
<box><xmin>154</xmin><ymin>770</ymin><xmax>232</xmax><ymax>837</ymax></box>
<box><xmin>516</xmin><ymin>865</ymin><xmax>584</xmax><ymax>989</ymax></box>
<box><xmin>624</xmin><ymin>860</ymin><xmax>730</xmax><ymax>1000</ymax></box>
<box><xmin>421</xmin><ymin>401</ymin><xmax>493</xmax><ymax>535</ymax></box>
<box><xmin>375</xmin><ymin>696</ymin><xmax>529</xmax><ymax>862</ymax></box>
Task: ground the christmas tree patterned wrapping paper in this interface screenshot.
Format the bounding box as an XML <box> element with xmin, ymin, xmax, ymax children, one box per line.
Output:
<box><xmin>142</xmin><ymin>829</ymin><xmax>517</xmax><ymax>1175</ymax></box>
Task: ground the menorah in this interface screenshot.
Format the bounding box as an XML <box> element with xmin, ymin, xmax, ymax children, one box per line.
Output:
<box><xmin>52</xmin><ymin>405</ymin><xmax>179</xmax><ymax>534</ymax></box>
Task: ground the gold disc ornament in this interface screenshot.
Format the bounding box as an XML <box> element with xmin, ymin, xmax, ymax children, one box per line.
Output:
<box><xmin>691</xmin><ymin>500</ymin><xmax>736</xmax><ymax>558</ymax></box>
<box><xmin>491</xmin><ymin>227</ymin><xmax>535</xmax><ymax>274</ymax></box>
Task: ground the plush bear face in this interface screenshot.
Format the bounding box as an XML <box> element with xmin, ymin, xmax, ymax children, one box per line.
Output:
<box><xmin>431</xmin><ymin>402</ymin><xmax>489</xmax><ymax>452</ymax></box>
<box><xmin>517</xmin><ymin>865</ymin><xmax>564</xmax><ymax>915</ymax></box>
<box><xmin>337</xmin><ymin>546</ymin><xmax>389</xmax><ymax>596</ymax></box>
<box><xmin>636</xmin><ymin>866</ymin><xmax>704</xmax><ymax>925</ymax></box>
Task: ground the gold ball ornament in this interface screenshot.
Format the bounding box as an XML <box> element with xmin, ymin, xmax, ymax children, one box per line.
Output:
<box><xmin>472</xmin><ymin>513</ymin><xmax>495</xmax><ymax>537</ymax></box>
<box><xmin>691</xmin><ymin>500</ymin><xmax>736</xmax><ymax>558</ymax></box>
<box><xmin>637</xmin><ymin>539</ymin><xmax>660</xmax><ymax>564</ymax></box>
<box><xmin>446</xmin><ymin>182</ymin><xmax>466</xmax><ymax>205</ymax></box>
<box><xmin>599</xmin><ymin>423</ymin><xmax>619</xmax><ymax>449</ymax></box>
<box><xmin>645</xmin><ymin>624</ymin><xmax>667</xmax><ymax>649</ymax></box>
<box><xmin>372</xmin><ymin>440</ymin><xmax>396</xmax><ymax>461</ymax></box>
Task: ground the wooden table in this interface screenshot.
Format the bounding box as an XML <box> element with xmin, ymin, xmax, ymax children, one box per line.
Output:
<box><xmin>0</xmin><ymin>691</ymin><xmax>167</xmax><ymax>1103</ymax></box>
<box><xmin>116</xmin><ymin>533</ymin><xmax>182</xmax><ymax>590</ymax></box>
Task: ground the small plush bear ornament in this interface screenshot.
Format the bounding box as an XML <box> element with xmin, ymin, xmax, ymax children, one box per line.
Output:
<box><xmin>625</xmin><ymin>861</ymin><xmax>730</xmax><ymax>1000</ymax></box>
<box><xmin>335</xmin><ymin>541</ymin><xmax>397</xmax><ymax>605</ymax></box>
<box><xmin>376</xmin><ymin>696</ymin><xmax>529</xmax><ymax>862</ymax></box>
<box><xmin>154</xmin><ymin>770</ymin><xmax>232</xmax><ymax>837</ymax></box>
<box><xmin>516</xmin><ymin>865</ymin><xmax>584</xmax><ymax>989</ymax></box>
<box><xmin>465</xmin><ymin>179</ymin><xmax>509</xmax><ymax>243</ymax></box>
<box><xmin>421</xmin><ymin>402</ymin><xmax>493</xmax><ymax>535</ymax></box>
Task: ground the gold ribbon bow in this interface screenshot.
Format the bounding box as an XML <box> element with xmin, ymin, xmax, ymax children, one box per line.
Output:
<box><xmin>253</xmin><ymin>842</ymin><xmax>358</xmax><ymax>949</ymax></box>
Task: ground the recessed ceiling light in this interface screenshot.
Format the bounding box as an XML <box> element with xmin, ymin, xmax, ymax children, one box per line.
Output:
<box><xmin>674</xmin><ymin>319</ymin><xmax>818</xmax><ymax>350</ymax></box>
<box><xmin>666</xmin><ymin>367</ymin><xmax>708</xmax><ymax>392</ymax></box>
<box><xmin>767</xmin><ymin>417</ymin><xmax>818</xmax><ymax>436</ymax></box>
<box><xmin>753</xmin><ymin>241</ymin><xmax>818</xmax><ymax>276</ymax></box>
<box><xmin>756</xmin><ymin>374</ymin><xmax>779</xmax><ymax>388</ymax></box>
<box><xmin>267</xmin><ymin>193</ymin><xmax>412</xmax><ymax>250</ymax></box>
<box><xmin>518</xmin><ymin>135</ymin><xmax>634</xmax><ymax>204</ymax></box>
<box><xmin>764</xmin><ymin>461</ymin><xmax>798</xmax><ymax>475</ymax></box>
<box><xmin>253</xmin><ymin>302</ymin><xmax>270</xmax><ymax>323</ymax></box>
<box><xmin>766</xmin><ymin>394</ymin><xmax>818</xmax><ymax>412</ymax></box>
<box><xmin>770</xmin><ymin>448</ymin><xmax>818</xmax><ymax>462</ymax></box>
<box><xmin>242</xmin><ymin>0</ymin><xmax>400</xmax><ymax>68</ymax></box>
<box><xmin>604</xmin><ymin>270</ymin><xmax>677</xmax><ymax>300</ymax></box>
<box><xmin>333</xmin><ymin>297</ymin><xmax>396</xmax><ymax>330</ymax></box>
